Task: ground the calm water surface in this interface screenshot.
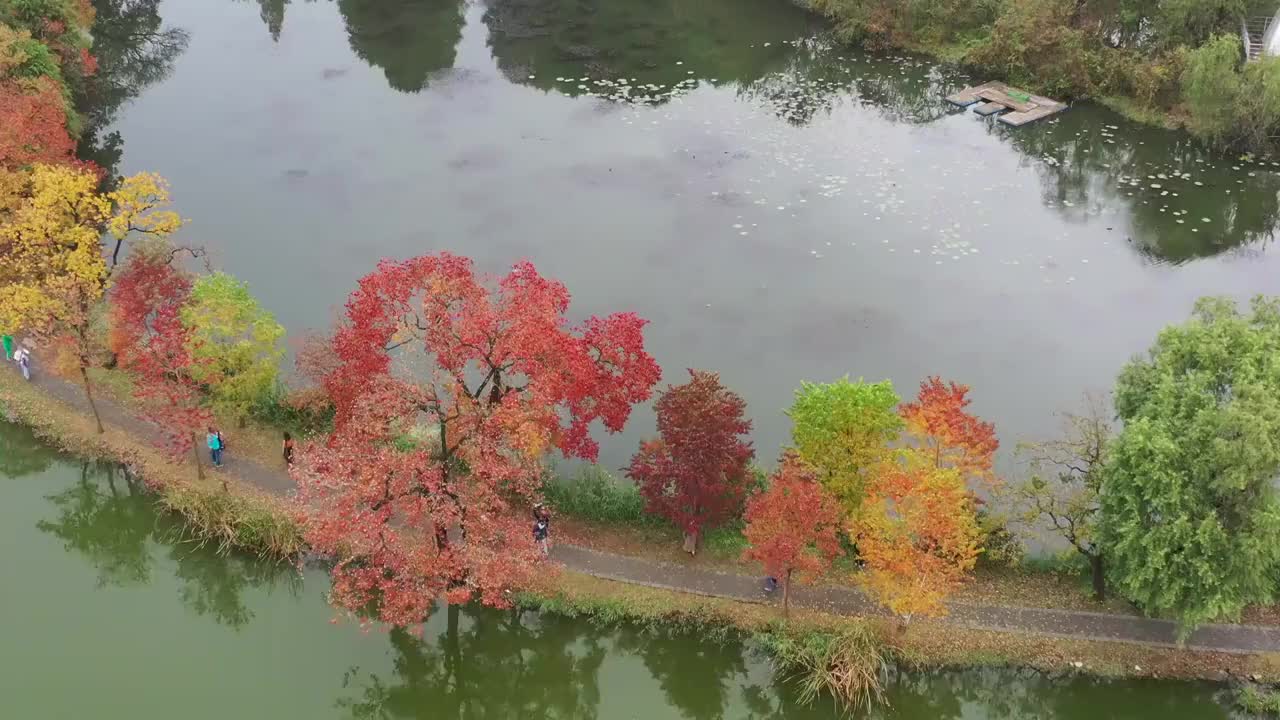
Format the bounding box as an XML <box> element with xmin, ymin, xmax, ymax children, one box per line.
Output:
<box><xmin>0</xmin><ymin>421</ymin><xmax>1238</xmax><ymax>717</ymax></box>
<box><xmin>96</xmin><ymin>0</ymin><xmax>1280</xmax><ymax>467</ymax></box>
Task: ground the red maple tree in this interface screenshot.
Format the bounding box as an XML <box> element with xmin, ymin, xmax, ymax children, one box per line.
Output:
<box><xmin>627</xmin><ymin>369</ymin><xmax>754</xmax><ymax>551</ymax></box>
<box><xmin>110</xmin><ymin>252</ymin><xmax>216</xmax><ymax>481</ymax></box>
<box><xmin>297</xmin><ymin>253</ymin><xmax>660</xmax><ymax>626</ymax></box>
<box><xmin>0</xmin><ymin>78</ymin><xmax>75</xmax><ymax>169</ymax></box>
<box><xmin>898</xmin><ymin>376</ymin><xmax>999</xmax><ymax>484</ymax></box>
<box><xmin>742</xmin><ymin>453</ymin><xmax>844</xmax><ymax>617</ymax></box>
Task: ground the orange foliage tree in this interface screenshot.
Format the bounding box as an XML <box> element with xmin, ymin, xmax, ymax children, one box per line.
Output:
<box><xmin>742</xmin><ymin>454</ymin><xmax>844</xmax><ymax>617</ymax></box>
<box><xmin>899</xmin><ymin>376</ymin><xmax>999</xmax><ymax>484</ymax></box>
<box><xmin>852</xmin><ymin>451</ymin><xmax>981</xmax><ymax>627</ymax></box>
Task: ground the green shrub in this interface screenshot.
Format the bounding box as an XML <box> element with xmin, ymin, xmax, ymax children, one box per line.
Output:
<box><xmin>1237</xmin><ymin>685</ymin><xmax>1280</xmax><ymax>717</ymax></box>
<box><xmin>249</xmin><ymin>385</ymin><xmax>335</xmax><ymax>438</ymax></box>
<box><xmin>1181</xmin><ymin>35</ymin><xmax>1244</xmax><ymax>143</ymax></box>
<box><xmin>542</xmin><ymin>465</ymin><xmax>663</xmax><ymax>526</ymax></box>
<box><xmin>1181</xmin><ymin>36</ymin><xmax>1280</xmax><ymax>151</ymax></box>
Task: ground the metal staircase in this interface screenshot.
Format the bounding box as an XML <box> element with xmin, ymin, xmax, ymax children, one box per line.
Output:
<box><xmin>1244</xmin><ymin>15</ymin><xmax>1275</xmax><ymax>62</ymax></box>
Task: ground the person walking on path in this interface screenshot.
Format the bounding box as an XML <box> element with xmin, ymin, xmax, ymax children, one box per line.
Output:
<box><xmin>13</xmin><ymin>346</ymin><xmax>31</xmax><ymax>381</ymax></box>
<box><xmin>207</xmin><ymin>427</ymin><xmax>224</xmax><ymax>468</ymax></box>
<box><xmin>282</xmin><ymin>432</ymin><xmax>295</xmax><ymax>469</ymax></box>
<box><xmin>2</xmin><ymin>334</ymin><xmax>14</xmax><ymax>361</ymax></box>
<box><xmin>533</xmin><ymin>503</ymin><xmax>551</xmax><ymax>555</ymax></box>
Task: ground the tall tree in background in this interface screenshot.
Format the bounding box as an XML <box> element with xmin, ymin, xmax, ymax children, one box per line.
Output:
<box><xmin>786</xmin><ymin>377</ymin><xmax>901</xmax><ymax>512</ymax></box>
<box><xmin>899</xmin><ymin>376</ymin><xmax>999</xmax><ymax>485</ymax></box>
<box><xmin>297</xmin><ymin>253</ymin><xmax>660</xmax><ymax>626</ymax></box>
<box><xmin>180</xmin><ymin>272</ymin><xmax>284</xmax><ymax>427</ymax></box>
<box><xmin>0</xmin><ymin>164</ymin><xmax>181</xmax><ymax>433</ymax></box>
<box><xmin>1009</xmin><ymin>394</ymin><xmax>1111</xmax><ymax>600</ymax></box>
<box><xmin>109</xmin><ymin>250</ymin><xmax>215</xmax><ymax>481</ymax></box>
<box><xmin>742</xmin><ymin>454</ymin><xmax>843</xmax><ymax>617</ymax></box>
<box><xmin>852</xmin><ymin>451</ymin><xmax>981</xmax><ymax>628</ymax></box>
<box><xmin>1101</xmin><ymin>296</ymin><xmax>1280</xmax><ymax>634</ymax></box>
<box><xmin>628</xmin><ymin>369</ymin><xmax>754</xmax><ymax>553</ymax></box>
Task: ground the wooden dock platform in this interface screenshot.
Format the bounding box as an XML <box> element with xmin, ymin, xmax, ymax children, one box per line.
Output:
<box><xmin>944</xmin><ymin>81</ymin><xmax>1066</xmax><ymax>126</ymax></box>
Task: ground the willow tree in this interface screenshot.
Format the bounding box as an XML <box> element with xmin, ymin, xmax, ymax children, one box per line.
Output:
<box><xmin>1101</xmin><ymin>296</ymin><xmax>1280</xmax><ymax>634</ymax></box>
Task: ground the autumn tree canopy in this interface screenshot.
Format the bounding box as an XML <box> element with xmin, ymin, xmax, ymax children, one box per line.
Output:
<box><xmin>180</xmin><ymin>272</ymin><xmax>285</xmax><ymax>425</ymax></box>
<box><xmin>742</xmin><ymin>454</ymin><xmax>843</xmax><ymax>617</ymax></box>
<box><xmin>296</xmin><ymin>253</ymin><xmax>660</xmax><ymax>626</ymax></box>
<box><xmin>899</xmin><ymin>376</ymin><xmax>999</xmax><ymax>485</ymax></box>
<box><xmin>852</xmin><ymin>450</ymin><xmax>981</xmax><ymax>625</ymax></box>
<box><xmin>628</xmin><ymin>369</ymin><xmax>754</xmax><ymax>551</ymax></box>
<box><xmin>786</xmin><ymin>377</ymin><xmax>901</xmax><ymax>512</ymax></box>
<box><xmin>109</xmin><ymin>250</ymin><xmax>214</xmax><ymax>480</ymax></box>
<box><xmin>0</xmin><ymin>164</ymin><xmax>181</xmax><ymax>432</ymax></box>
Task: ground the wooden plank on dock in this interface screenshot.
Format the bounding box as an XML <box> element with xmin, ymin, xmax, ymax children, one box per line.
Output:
<box><xmin>973</xmin><ymin>101</ymin><xmax>1006</xmax><ymax>116</ymax></box>
<box><xmin>998</xmin><ymin>103</ymin><xmax>1066</xmax><ymax>126</ymax></box>
<box><xmin>977</xmin><ymin>87</ymin><xmax>1034</xmax><ymax>113</ymax></box>
<box><xmin>944</xmin><ymin>80</ymin><xmax>1001</xmax><ymax>107</ymax></box>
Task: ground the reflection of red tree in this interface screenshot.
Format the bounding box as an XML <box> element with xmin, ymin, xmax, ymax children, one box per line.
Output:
<box><xmin>297</xmin><ymin>253</ymin><xmax>661</xmax><ymax>627</ymax></box>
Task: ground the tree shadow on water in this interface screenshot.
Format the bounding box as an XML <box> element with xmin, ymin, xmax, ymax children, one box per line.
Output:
<box><xmin>35</xmin><ymin>458</ymin><xmax>300</xmax><ymax>630</ymax></box>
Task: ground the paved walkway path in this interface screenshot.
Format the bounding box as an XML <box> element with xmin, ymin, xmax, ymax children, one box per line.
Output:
<box><xmin>7</xmin><ymin>359</ymin><xmax>1280</xmax><ymax>655</ymax></box>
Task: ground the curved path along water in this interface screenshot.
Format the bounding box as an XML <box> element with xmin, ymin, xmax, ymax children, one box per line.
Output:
<box><xmin>8</xmin><ymin>360</ymin><xmax>1280</xmax><ymax>656</ymax></box>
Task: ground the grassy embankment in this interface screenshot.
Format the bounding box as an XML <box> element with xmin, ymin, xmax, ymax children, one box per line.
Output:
<box><xmin>7</xmin><ymin>367</ymin><xmax>1280</xmax><ymax>709</ymax></box>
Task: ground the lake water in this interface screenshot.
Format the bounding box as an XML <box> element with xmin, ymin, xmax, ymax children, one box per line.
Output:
<box><xmin>93</xmin><ymin>0</ymin><xmax>1280</xmax><ymax>469</ymax></box>
<box><xmin>0</xmin><ymin>419</ymin><xmax>1238</xmax><ymax>717</ymax></box>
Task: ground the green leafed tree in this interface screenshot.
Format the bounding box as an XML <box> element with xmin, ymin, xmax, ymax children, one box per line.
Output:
<box><xmin>1100</xmin><ymin>296</ymin><xmax>1280</xmax><ymax>634</ymax></box>
<box><xmin>180</xmin><ymin>272</ymin><xmax>285</xmax><ymax>426</ymax></box>
<box><xmin>786</xmin><ymin>377</ymin><xmax>902</xmax><ymax>512</ymax></box>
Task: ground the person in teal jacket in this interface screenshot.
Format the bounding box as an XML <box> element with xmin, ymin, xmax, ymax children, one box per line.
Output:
<box><xmin>2</xmin><ymin>335</ymin><xmax>13</xmax><ymax>361</ymax></box>
<box><xmin>207</xmin><ymin>427</ymin><xmax>224</xmax><ymax>467</ymax></box>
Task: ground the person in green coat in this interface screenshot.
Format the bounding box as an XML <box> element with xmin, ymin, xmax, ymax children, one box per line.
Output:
<box><xmin>2</xmin><ymin>335</ymin><xmax>13</xmax><ymax>362</ymax></box>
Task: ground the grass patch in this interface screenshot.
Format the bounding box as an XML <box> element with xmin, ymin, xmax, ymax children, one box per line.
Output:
<box><xmin>1238</xmin><ymin>685</ymin><xmax>1280</xmax><ymax>717</ymax></box>
<box><xmin>761</xmin><ymin>622</ymin><xmax>889</xmax><ymax>711</ymax></box>
<box><xmin>542</xmin><ymin>464</ymin><xmax>664</xmax><ymax>527</ymax></box>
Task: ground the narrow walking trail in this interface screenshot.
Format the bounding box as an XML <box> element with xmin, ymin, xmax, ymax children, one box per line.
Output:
<box><xmin>7</xmin><ymin>360</ymin><xmax>1280</xmax><ymax>655</ymax></box>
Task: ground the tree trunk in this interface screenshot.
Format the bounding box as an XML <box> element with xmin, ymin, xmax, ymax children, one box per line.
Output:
<box><xmin>79</xmin><ymin>365</ymin><xmax>105</xmax><ymax>434</ymax></box>
<box><xmin>1089</xmin><ymin>553</ymin><xmax>1106</xmax><ymax>601</ymax></box>
<box><xmin>782</xmin><ymin>569</ymin><xmax>792</xmax><ymax>618</ymax></box>
<box><xmin>191</xmin><ymin>432</ymin><xmax>205</xmax><ymax>481</ymax></box>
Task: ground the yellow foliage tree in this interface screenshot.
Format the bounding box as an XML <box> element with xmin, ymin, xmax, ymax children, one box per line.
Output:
<box><xmin>852</xmin><ymin>450</ymin><xmax>981</xmax><ymax>628</ymax></box>
<box><xmin>0</xmin><ymin>164</ymin><xmax>182</xmax><ymax>432</ymax></box>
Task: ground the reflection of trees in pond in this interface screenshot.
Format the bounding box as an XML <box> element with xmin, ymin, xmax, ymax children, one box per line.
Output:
<box><xmin>740</xmin><ymin>43</ymin><xmax>972</xmax><ymax>127</ymax></box>
<box><xmin>337</xmin><ymin>0</ymin><xmax>465</xmax><ymax>93</ymax></box>
<box><xmin>37</xmin><ymin>462</ymin><xmax>155</xmax><ymax>588</ymax></box>
<box><xmin>482</xmin><ymin>0</ymin><xmax>817</xmax><ymax>94</ymax></box>
<box><xmin>338</xmin><ymin>605</ymin><xmax>606</xmax><ymax>718</ymax></box>
<box><xmin>78</xmin><ymin>0</ymin><xmax>190</xmax><ymax>182</ymax></box>
<box><xmin>995</xmin><ymin>110</ymin><xmax>1280</xmax><ymax>264</ymax></box>
<box><xmin>0</xmin><ymin>421</ymin><xmax>61</xmax><ymax>478</ymax></box>
<box><xmin>615</xmin><ymin>626</ymin><xmax>745</xmax><ymax>720</ymax></box>
<box><xmin>35</xmin><ymin>458</ymin><xmax>299</xmax><ymax>628</ymax></box>
<box><xmin>168</xmin><ymin>539</ymin><xmax>302</xmax><ymax>630</ymax></box>
<box><xmin>256</xmin><ymin>0</ymin><xmax>289</xmax><ymax>41</ymax></box>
